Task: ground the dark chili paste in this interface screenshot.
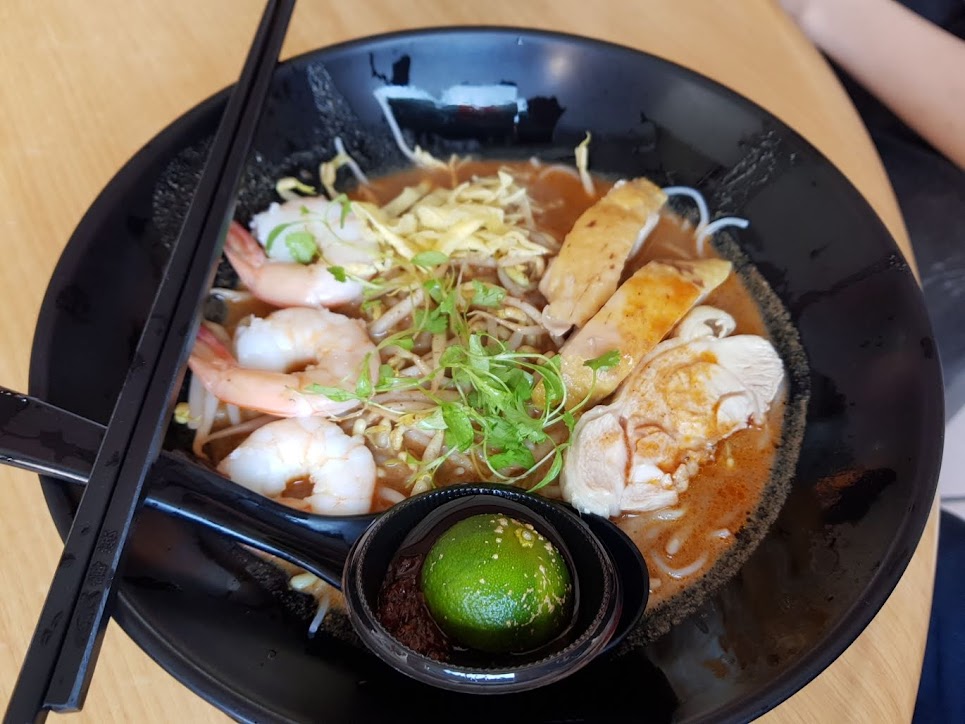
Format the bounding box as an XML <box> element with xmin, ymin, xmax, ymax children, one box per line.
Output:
<box><xmin>376</xmin><ymin>553</ymin><xmax>452</xmax><ymax>661</ymax></box>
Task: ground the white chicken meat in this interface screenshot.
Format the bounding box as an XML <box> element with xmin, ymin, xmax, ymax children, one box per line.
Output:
<box><xmin>560</xmin><ymin>306</ymin><xmax>784</xmax><ymax>518</ymax></box>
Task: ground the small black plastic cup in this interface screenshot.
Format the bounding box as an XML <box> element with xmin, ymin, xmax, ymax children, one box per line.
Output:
<box><xmin>342</xmin><ymin>484</ymin><xmax>624</xmax><ymax>694</ymax></box>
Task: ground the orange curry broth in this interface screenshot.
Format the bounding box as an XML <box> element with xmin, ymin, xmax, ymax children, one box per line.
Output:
<box><xmin>354</xmin><ymin>161</ymin><xmax>783</xmax><ymax>609</ymax></box>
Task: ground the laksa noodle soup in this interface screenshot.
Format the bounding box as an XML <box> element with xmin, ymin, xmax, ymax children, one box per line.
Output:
<box><xmin>177</xmin><ymin>128</ymin><xmax>806</xmax><ymax>648</ymax></box>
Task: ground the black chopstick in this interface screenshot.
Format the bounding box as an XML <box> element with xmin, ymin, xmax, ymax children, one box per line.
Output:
<box><xmin>5</xmin><ymin>1</ymin><xmax>295</xmax><ymax>719</ymax></box>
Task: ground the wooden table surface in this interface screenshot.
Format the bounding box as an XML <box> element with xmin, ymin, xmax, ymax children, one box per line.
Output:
<box><xmin>0</xmin><ymin>1</ymin><xmax>939</xmax><ymax>721</ymax></box>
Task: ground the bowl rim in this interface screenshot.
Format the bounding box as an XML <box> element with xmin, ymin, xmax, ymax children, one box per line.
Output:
<box><xmin>28</xmin><ymin>24</ymin><xmax>944</xmax><ymax>724</ymax></box>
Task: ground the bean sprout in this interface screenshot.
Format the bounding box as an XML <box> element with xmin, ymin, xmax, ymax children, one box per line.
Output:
<box><xmin>665</xmin><ymin>525</ymin><xmax>694</xmax><ymax>556</ymax></box>
<box><xmin>663</xmin><ymin>186</ymin><xmax>710</xmax><ymax>233</ymax></box>
<box><xmin>423</xmin><ymin>430</ymin><xmax>445</xmax><ymax>463</ymax></box>
<box><xmin>378</xmin><ymin>486</ymin><xmax>406</xmax><ymax>505</ymax></box>
<box><xmin>650</xmin><ymin>551</ymin><xmax>709</xmax><ymax>580</ymax></box>
<box><xmin>333</xmin><ymin>136</ymin><xmax>370</xmax><ymax>186</ymax></box>
<box><xmin>373</xmin><ymin>87</ymin><xmax>447</xmax><ymax>169</ymax></box>
<box><xmin>225</xmin><ymin>404</ymin><xmax>242</xmax><ymax>427</ymax></box>
<box><xmin>654</xmin><ymin>507</ymin><xmax>687</xmax><ymax>521</ymax></box>
<box><xmin>467</xmin><ymin>310</ymin><xmax>544</xmax><ymax>335</ymax></box>
<box><xmin>503</xmin><ymin>297</ymin><xmax>545</xmax><ymax>324</ymax></box>
<box><xmin>368</xmin><ymin>289</ymin><xmax>424</xmax><ymax>338</ymax></box>
<box><xmin>199</xmin><ymin>415</ymin><xmax>275</xmax><ymax>446</ymax></box>
<box><xmin>307</xmin><ymin>593</ymin><xmax>331</xmax><ymax>637</ymax></box>
<box><xmin>537</xmin><ymin>164</ymin><xmax>581</xmax><ymax>182</ymax></box>
<box><xmin>696</xmin><ymin>216</ymin><xmax>750</xmax><ymax>255</ymax></box>
<box><xmin>497</xmin><ymin>265</ymin><xmax>529</xmax><ymax>297</ymax></box>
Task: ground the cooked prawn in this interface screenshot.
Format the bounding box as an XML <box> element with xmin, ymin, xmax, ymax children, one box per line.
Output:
<box><xmin>218</xmin><ymin>417</ymin><xmax>377</xmax><ymax>515</ymax></box>
<box><xmin>226</xmin><ymin>195</ymin><xmax>382</xmax><ymax>308</ymax></box>
<box><xmin>188</xmin><ymin>307</ymin><xmax>379</xmax><ymax>417</ymax></box>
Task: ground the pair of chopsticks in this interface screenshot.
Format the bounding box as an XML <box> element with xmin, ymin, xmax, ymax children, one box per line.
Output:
<box><xmin>5</xmin><ymin>1</ymin><xmax>295</xmax><ymax>720</ymax></box>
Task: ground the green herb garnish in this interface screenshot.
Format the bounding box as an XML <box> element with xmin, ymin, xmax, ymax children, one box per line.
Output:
<box><xmin>414</xmin><ymin>307</ymin><xmax>448</xmax><ymax>334</ymax></box>
<box><xmin>285</xmin><ymin>231</ymin><xmax>318</xmax><ymax>264</ymax></box>
<box><xmin>584</xmin><ymin>349</ymin><xmax>621</xmax><ymax>372</ymax></box>
<box><xmin>440</xmin><ymin>402</ymin><xmax>474</xmax><ymax>451</ymax></box>
<box><xmin>412</xmin><ymin>250</ymin><xmax>449</xmax><ymax>268</ymax></box>
<box><xmin>471</xmin><ymin>280</ymin><xmax>507</xmax><ymax>308</ymax></box>
<box><xmin>265</xmin><ymin>221</ymin><xmax>296</xmax><ymax>253</ymax></box>
<box><xmin>355</xmin><ymin>353</ymin><xmax>374</xmax><ymax>397</ymax></box>
<box><xmin>333</xmin><ymin>193</ymin><xmax>352</xmax><ymax>228</ymax></box>
<box><xmin>302</xmin><ymin>384</ymin><xmax>355</xmax><ymax>402</ymax></box>
<box><xmin>299</xmin><ymin>244</ymin><xmax>618</xmax><ymax>492</ymax></box>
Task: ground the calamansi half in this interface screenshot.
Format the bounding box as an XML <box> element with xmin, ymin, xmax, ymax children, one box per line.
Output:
<box><xmin>420</xmin><ymin>513</ymin><xmax>573</xmax><ymax>653</ymax></box>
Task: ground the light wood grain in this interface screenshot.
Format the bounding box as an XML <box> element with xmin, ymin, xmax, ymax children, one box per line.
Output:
<box><xmin>0</xmin><ymin>1</ymin><xmax>937</xmax><ymax>722</ymax></box>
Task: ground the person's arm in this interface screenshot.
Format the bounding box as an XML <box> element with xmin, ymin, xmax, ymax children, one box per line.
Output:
<box><xmin>781</xmin><ymin>0</ymin><xmax>965</xmax><ymax>169</ymax></box>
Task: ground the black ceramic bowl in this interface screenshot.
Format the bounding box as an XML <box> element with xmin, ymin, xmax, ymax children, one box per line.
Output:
<box><xmin>29</xmin><ymin>28</ymin><xmax>943</xmax><ymax>723</ymax></box>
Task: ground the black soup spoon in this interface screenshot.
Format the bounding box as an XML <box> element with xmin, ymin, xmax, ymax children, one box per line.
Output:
<box><xmin>0</xmin><ymin>388</ymin><xmax>649</xmax><ymax>692</ymax></box>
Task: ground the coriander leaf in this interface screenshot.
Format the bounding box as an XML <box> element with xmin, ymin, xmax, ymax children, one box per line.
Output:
<box><xmin>265</xmin><ymin>221</ymin><xmax>296</xmax><ymax>253</ymax></box>
<box><xmin>415</xmin><ymin>408</ymin><xmax>447</xmax><ymax>431</ymax></box>
<box><xmin>512</xmin><ymin>415</ymin><xmax>548</xmax><ymax>445</ymax></box>
<box><xmin>439</xmin><ymin>345</ymin><xmax>464</xmax><ymax>367</ymax></box>
<box><xmin>488</xmin><ymin>446</ymin><xmax>535</xmax><ymax>471</ymax></box>
<box><xmin>486</xmin><ymin>417</ymin><xmax>522</xmax><ymax>450</ymax></box>
<box><xmin>484</xmin><ymin>338</ymin><xmax>504</xmax><ymax>357</ymax></box>
<box><xmin>468</xmin><ymin>333</ymin><xmax>487</xmax><ymax>358</ymax></box>
<box><xmin>300</xmin><ymin>205</ymin><xmax>311</xmax><ymax>216</ymax></box>
<box><xmin>537</xmin><ymin>355</ymin><xmax>565</xmax><ymax>409</ymax></box>
<box><xmin>440</xmin><ymin>403</ymin><xmax>474</xmax><ymax>451</ymax></box>
<box><xmin>414</xmin><ymin>308</ymin><xmax>447</xmax><ymax>334</ymax></box>
<box><xmin>585</xmin><ymin>349</ymin><xmax>621</xmax><ymax>372</ymax></box>
<box><xmin>500</xmin><ymin>368</ymin><xmax>533</xmax><ymax>406</ymax></box>
<box><xmin>466</xmin><ymin>350</ymin><xmax>491</xmax><ymax>374</ymax></box>
<box><xmin>561</xmin><ymin>411</ymin><xmax>576</xmax><ymax>432</ymax></box>
<box><xmin>471</xmin><ymin>280</ymin><xmax>506</xmax><ymax>308</ymax></box>
<box><xmin>422</xmin><ymin>278</ymin><xmax>445</xmax><ymax>303</ymax></box>
<box><xmin>333</xmin><ymin>193</ymin><xmax>352</xmax><ymax>228</ymax></box>
<box><xmin>355</xmin><ymin>355</ymin><xmax>373</xmax><ymax>397</ymax></box>
<box><xmin>302</xmin><ymin>384</ymin><xmax>355</xmax><ymax>402</ymax></box>
<box><xmin>375</xmin><ymin>361</ymin><xmax>422</xmax><ymax>391</ymax></box>
<box><xmin>412</xmin><ymin>250</ymin><xmax>449</xmax><ymax>268</ymax></box>
<box><xmin>360</xmin><ymin>298</ymin><xmax>382</xmax><ymax>317</ymax></box>
<box><xmin>327</xmin><ymin>265</ymin><xmax>347</xmax><ymax>282</ymax></box>
<box><xmin>377</xmin><ymin>364</ymin><xmax>396</xmax><ymax>388</ymax></box>
<box><xmin>528</xmin><ymin>448</ymin><xmax>565</xmax><ymax>491</ymax></box>
<box><xmin>436</xmin><ymin>286</ymin><xmax>456</xmax><ymax>316</ymax></box>
<box><xmin>391</xmin><ymin>336</ymin><xmax>415</xmax><ymax>351</ymax></box>
<box><xmin>285</xmin><ymin>231</ymin><xmax>318</xmax><ymax>264</ymax></box>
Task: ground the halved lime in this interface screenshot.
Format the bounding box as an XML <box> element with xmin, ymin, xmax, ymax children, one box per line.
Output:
<box><xmin>420</xmin><ymin>513</ymin><xmax>572</xmax><ymax>653</ymax></box>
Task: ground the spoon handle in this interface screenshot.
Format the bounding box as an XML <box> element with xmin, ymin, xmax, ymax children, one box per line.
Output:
<box><xmin>145</xmin><ymin>455</ymin><xmax>348</xmax><ymax>586</ymax></box>
<box><xmin>0</xmin><ymin>387</ymin><xmax>369</xmax><ymax>587</ymax></box>
<box><xmin>0</xmin><ymin>387</ymin><xmax>99</xmax><ymax>483</ymax></box>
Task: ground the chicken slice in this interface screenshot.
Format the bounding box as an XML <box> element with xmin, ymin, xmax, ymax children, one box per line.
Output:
<box><xmin>560</xmin><ymin>315</ymin><xmax>784</xmax><ymax>518</ymax></box>
<box><xmin>539</xmin><ymin>178</ymin><xmax>667</xmax><ymax>336</ymax></box>
<box><xmin>558</xmin><ymin>259</ymin><xmax>732</xmax><ymax>407</ymax></box>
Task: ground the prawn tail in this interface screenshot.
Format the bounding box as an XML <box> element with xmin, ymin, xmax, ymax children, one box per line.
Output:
<box><xmin>188</xmin><ymin>325</ymin><xmax>238</xmax><ymax>382</ymax></box>
<box><xmin>224</xmin><ymin>221</ymin><xmax>267</xmax><ymax>283</ymax></box>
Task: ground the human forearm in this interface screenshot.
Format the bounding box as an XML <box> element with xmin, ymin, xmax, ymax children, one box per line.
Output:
<box><xmin>783</xmin><ymin>0</ymin><xmax>965</xmax><ymax>169</ymax></box>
